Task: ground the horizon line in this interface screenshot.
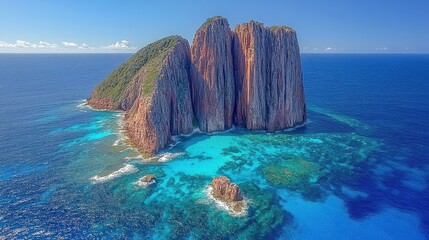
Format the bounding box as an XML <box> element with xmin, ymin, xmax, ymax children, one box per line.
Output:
<box><xmin>0</xmin><ymin>52</ymin><xmax>428</xmax><ymax>55</ymax></box>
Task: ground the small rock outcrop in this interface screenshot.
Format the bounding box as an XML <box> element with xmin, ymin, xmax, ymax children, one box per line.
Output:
<box><xmin>140</xmin><ymin>174</ymin><xmax>155</xmax><ymax>184</ymax></box>
<box><xmin>190</xmin><ymin>16</ymin><xmax>235</xmax><ymax>132</ymax></box>
<box><xmin>210</xmin><ymin>176</ymin><xmax>243</xmax><ymax>202</ymax></box>
<box><xmin>139</xmin><ymin>174</ymin><xmax>155</xmax><ymax>187</ymax></box>
<box><xmin>134</xmin><ymin>174</ymin><xmax>156</xmax><ymax>187</ymax></box>
<box><xmin>208</xmin><ymin>176</ymin><xmax>247</xmax><ymax>216</ymax></box>
<box><xmin>88</xmin><ymin>17</ymin><xmax>306</xmax><ymax>156</ymax></box>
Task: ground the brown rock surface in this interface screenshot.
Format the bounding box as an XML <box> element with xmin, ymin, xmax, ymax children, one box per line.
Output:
<box><xmin>269</xmin><ymin>26</ymin><xmax>306</xmax><ymax>130</ymax></box>
<box><xmin>233</xmin><ymin>21</ymin><xmax>270</xmax><ymax>129</ymax></box>
<box><xmin>87</xmin><ymin>97</ymin><xmax>115</xmax><ymax>110</ymax></box>
<box><xmin>140</xmin><ymin>174</ymin><xmax>155</xmax><ymax>183</ymax></box>
<box><xmin>88</xmin><ymin>17</ymin><xmax>306</xmax><ymax>156</ymax></box>
<box><xmin>190</xmin><ymin>16</ymin><xmax>235</xmax><ymax>132</ymax></box>
<box><xmin>125</xmin><ymin>36</ymin><xmax>193</xmax><ymax>156</ymax></box>
<box><xmin>233</xmin><ymin>22</ymin><xmax>306</xmax><ymax>131</ymax></box>
<box><xmin>210</xmin><ymin>176</ymin><xmax>243</xmax><ymax>202</ymax></box>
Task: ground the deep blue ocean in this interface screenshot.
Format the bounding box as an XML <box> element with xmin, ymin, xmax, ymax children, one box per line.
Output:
<box><xmin>0</xmin><ymin>53</ymin><xmax>428</xmax><ymax>239</ymax></box>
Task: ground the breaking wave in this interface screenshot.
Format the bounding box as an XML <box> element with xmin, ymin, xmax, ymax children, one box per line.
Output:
<box><xmin>90</xmin><ymin>164</ymin><xmax>138</xmax><ymax>184</ymax></box>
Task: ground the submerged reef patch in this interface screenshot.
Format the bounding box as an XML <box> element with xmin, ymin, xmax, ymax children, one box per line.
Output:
<box><xmin>262</xmin><ymin>158</ymin><xmax>324</xmax><ymax>201</ymax></box>
<box><xmin>253</xmin><ymin>133</ymin><xmax>381</xmax><ymax>201</ymax></box>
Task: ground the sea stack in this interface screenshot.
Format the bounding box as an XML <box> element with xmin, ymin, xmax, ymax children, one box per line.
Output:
<box><xmin>233</xmin><ymin>22</ymin><xmax>306</xmax><ymax>131</ymax></box>
<box><xmin>88</xmin><ymin>17</ymin><xmax>306</xmax><ymax>156</ymax></box>
<box><xmin>190</xmin><ymin>16</ymin><xmax>235</xmax><ymax>132</ymax></box>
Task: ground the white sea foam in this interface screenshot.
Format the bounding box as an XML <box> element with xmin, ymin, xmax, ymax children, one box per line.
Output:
<box><xmin>124</xmin><ymin>154</ymin><xmax>144</xmax><ymax>160</ymax></box>
<box><xmin>112</xmin><ymin>139</ymin><xmax>121</xmax><ymax>146</ymax></box>
<box><xmin>80</xmin><ymin>100</ymin><xmax>123</xmax><ymax>113</ymax></box>
<box><xmin>167</xmin><ymin>126</ymin><xmax>236</xmax><ymax>149</ymax></box>
<box><xmin>133</xmin><ymin>178</ymin><xmax>156</xmax><ymax>188</ymax></box>
<box><xmin>166</xmin><ymin>127</ymin><xmax>202</xmax><ymax>149</ymax></box>
<box><xmin>112</xmin><ymin>130</ymin><xmax>128</xmax><ymax>147</ymax></box>
<box><xmin>168</xmin><ymin>135</ymin><xmax>182</xmax><ymax>148</ymax></box>
<box><xmin>281</xmin><ymin>121</ymin><xmax>307</xmax><ymax>132</ymax></box>
<box><xmin>112</xmin><ymin>113</ymin><xmax>129</xmax><ymax>147</ymax></box>
<box><xmin>119</xmin><ymin>147</ymin><xmax>135</xmax><ymax>153</ymax></box>
<box><xmin>208</xmin><ymin>125</ymin><xmax>237</xmax><ymax>135</ymax></box>
<box><xmin>202</xmin><ymin>185</ymin><xmax>249</xmax><ymax>217</ymax></box>
<box><xmin>76</xmin><ymin>99</ymin><xmax>88</xmax><ymax>109</ymax></box>
<box><xmin>90</xmin><ymin>164</ymin><xmax>138</xmax><ymax>184</ymax></box>
<box><xmin>130</xmin><ymin>152</ymin><xmax>185</xmax><ymax>164</ymax></box>
<box><xmin>157</xmin><ymin>152</ymin><xmax>185</xmax><ymax>162</ymax></box>
<box><xmin>75</xmin><ymin>99</ymin><xmax>120</xmax><ymax>112</ymax></box>
<box><xmin>181</xmin><ymin>126</ymin><xmax>236</xmax><ymax>137</ymax></box>
<box><xmin>181</xmin><ymin>127</ymin><xmax>202</xmax><ymax>137</ymax></box>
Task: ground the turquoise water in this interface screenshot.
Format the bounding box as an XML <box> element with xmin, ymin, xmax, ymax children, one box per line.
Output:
<box><xmin>0</xmin><ymin>54</ymin><xmax>428</xmax><ymax>239</ymax></box>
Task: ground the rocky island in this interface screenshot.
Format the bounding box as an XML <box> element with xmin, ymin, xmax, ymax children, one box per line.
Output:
<box><xmin>134</xmin><ymin>174</ymin><xmax>156</xmax><ymax>187</ymax></box>
<box><xmin>88</xmin><ymin>16</ymin><xmax>306</xmax><ymax>156</ymax></box>
<box><xmin>208</xmin><ymin>176</ymin><xmax>247</xmax><ymax>215</ymax></box>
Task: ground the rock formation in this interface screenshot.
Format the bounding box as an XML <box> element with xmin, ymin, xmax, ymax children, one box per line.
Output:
<box><xmin>140</xmin><ymin>174</ymin><xmax>155</xmax><ymax>185</ymax></box>
<box><xmin>125</xmin><ymin>36</ymin><xmax>193</xmax><ymax>156</ymax></box>
<box><xmin>208</xmin><ymin>176</ymin><xmax>247</xmax><ymax>215</ymax></box>
<box><xmin>89</xmin><ymin>36</ymin><xmax>193</xmax><ymax>156</ymax></box>
<box><xmin>233</xmin><ymin>22</ymin><xmax>306</xmax><ymax>131</ymax></box>
<box><xmin>190</xmin><ymin>16</ymin><xmax>235</xmax><ymax>132</ymax></box>
<box><xmin>210</xmin><ymin>176</ymin><xmax>243</xmax><ymax>202</ymax></box>
<box><xmin>88</xmin><ymin>17</ymin><xmax>306</xmax><ymax>156</ymax></box>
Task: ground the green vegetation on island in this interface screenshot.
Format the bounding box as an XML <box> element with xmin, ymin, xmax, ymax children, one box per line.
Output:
<box><xmin>270</xmin><ymin>25</ymin><xmax>295</xmax><ymax>33</ymax></box>
<box><xmin>201</xmin><ymin>16</ymin><xmax>225</xmax><ymax>28</ymax></box>
<box><xmin>92</xmin><ymin>35</ymin><xmax>181</xmax><ymax>105</ymax></box>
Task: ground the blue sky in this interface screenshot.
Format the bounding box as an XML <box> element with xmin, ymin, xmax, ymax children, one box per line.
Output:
<box><xmin>1</xmin><ymin>0</ymin><xmax>428</xmax><ymax>53</ymax></box>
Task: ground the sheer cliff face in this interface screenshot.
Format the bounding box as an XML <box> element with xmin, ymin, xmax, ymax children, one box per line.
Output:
<box><xmin>88</xmin><ymin>17</ymin><xmax>306</xmax><ymax>156</ymax></box>
<box><xmin>270</xmin><ymin>27</ymin><xmax>306</xmax><ymax>129</ymax></box>
<box><xmin>190</xmin><ymin>17</ymin><xmax>235</xmax><ymax>132</ymax></box>
<box><xmin>87</xmin><ymin>36</ymin><xmax>188</xmax><ymax>112</ymax></box>
<box><xmin>233</xmin><ymin>22</ymin><xmax>306</xmax><ymax>131</ymax></box>
<box><xmin>89</xmin><ymin>36</ymin><xmax>193</xmax><ymax>156</ymax></box>
<box><xmin>126</xmin><ymin>37</ymin><xmax>193</xmax><ymax>156</ymax></box>
<box><xmin>233</xmin><ymin>22</ymin><xmax>271</xmax><ymax>130</ymax></box>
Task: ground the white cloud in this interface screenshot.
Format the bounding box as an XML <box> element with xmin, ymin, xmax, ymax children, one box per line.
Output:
<box><xmin>325</xmin><ymin>47</ymin><xmax>336</xmax><ymax>51</ymax></box>
<box><xmin>0</xmin><ymin>40</ymin><xmax>57</xmax><ymax>49</ymax></box>
<box><xmin>62</xmin><ymin>41</ymin><xmax>79</xmax><ymax>47</ymax></box>
<box><xmin>16</xmin><ymin>40</ymin><xmax>32</xmax><ymax>48</ymax></box>
<box><xmin>1</xmin><ymin>39</ymin><xmax>136</xmax><ymax>52</ymax></box>
<box><xmin>79</xmin><ymin>43</ymin><xmax>89</xmax><ymax>49</ymax></box>
<box><xmin>63</xmin><ymin>41</ymin><xmax>93</xmax><ymax>49</ymax></box>
<box><xmin>0</xmin><ymin>41</ymin><xmax>16</xmax><ymax>48</ymax></box>
<box><xmin>103</xmin><ymin>40</ymin><xmax>135</xmax><ymax>50</ymax></box>
<box><xmin>38</xmin><ymin>41</ymin><xmax>57</xmax><ymax>48</ymax></box>
<box><xmin>375</xmin><ymin>47</ymin><xmax>388</xmax><ymax>51</ymax></box>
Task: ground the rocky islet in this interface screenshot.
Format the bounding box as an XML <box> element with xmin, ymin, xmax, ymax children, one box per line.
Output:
<box><xmin>209</xmin><ymin>176</ymin><xmax>247</xmax><ymax>215</ymax></box>
<box><xmin>210</xmin><ymin>176</ymin><xmax>243</xmax><ymax>202</ymax></box>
